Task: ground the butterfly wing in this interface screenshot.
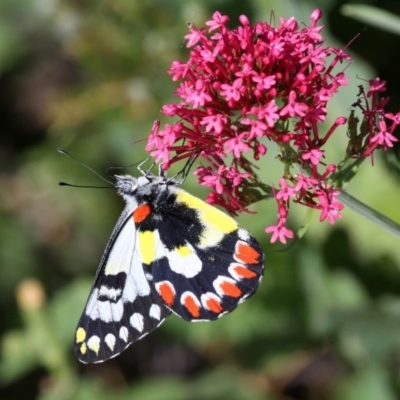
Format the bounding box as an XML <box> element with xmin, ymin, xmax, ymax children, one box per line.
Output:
<box><xmin>138</xmin><ymin>188</ymin><xmax>264</xmax><ymax>321</ymax></box>
<box><xmin>74</xmin><ymin>206</ymin><xmax>171</xmax><ymax>363</ymax></box>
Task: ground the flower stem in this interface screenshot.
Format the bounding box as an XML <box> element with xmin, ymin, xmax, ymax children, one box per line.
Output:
<box><xmin>338</xmin><ymin>190</ymin><xmax>400</xmax><ymax>239</ymax></box>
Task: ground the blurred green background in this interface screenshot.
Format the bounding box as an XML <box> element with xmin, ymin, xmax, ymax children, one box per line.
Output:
<box><xmin>1</xmin><ymin>0</ymin><xmax>400</xmax><ymax>399</ymax></box>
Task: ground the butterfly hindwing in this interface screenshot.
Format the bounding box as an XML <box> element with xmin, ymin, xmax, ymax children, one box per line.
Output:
<box><xmin>74</xmin><ymin>208</ymin><xmax>170</xmax><ymax>364</ymax></box>
<box><xmin>137</xmin><ymin>187</ymin><xmax>264</xmax><ymax>321</ymax></box>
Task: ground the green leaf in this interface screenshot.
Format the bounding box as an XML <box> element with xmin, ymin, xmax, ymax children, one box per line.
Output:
<box><xmin>341</xmin><ymin>4</ymin><xmax>400</xmax><ymax>36</ymax></box>
<box><xmin>334</xmin><ymin>366</ymin><xmax>397</xmax><ymax>400</ymax></box>
<box><xmin>0</xmin><ymin>330</ymin><xmax>37</xmax><ymax>384</ymax></box>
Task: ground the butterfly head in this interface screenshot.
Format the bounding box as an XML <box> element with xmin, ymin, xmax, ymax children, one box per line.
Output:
<box><xmin>115</xmin><ymin>174</ymin><xmax>172</xmax><ymax>203</ymax></box>
<box><xmin>115</xmin><ymin>175</ymin><xmax>147</xmax><ymax>198</ymax></box>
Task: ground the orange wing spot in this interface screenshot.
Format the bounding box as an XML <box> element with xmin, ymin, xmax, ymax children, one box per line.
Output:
<box><xmin>220</xmin><ymin>281</ymin><xmax>242</xmax><ymax>298</ymax></box>
<box><xmin>158</xmin><ymin>282</ymin><xmax>175</xmax><ymax>306</ymax></box>
<box><xmin>235</xmin><ymin>242</ymin><xmax>260</xmax><ymax>265</ymax></box>
<box><xmin>133</xmin><ymin>204</ymin><xmax>152</xmax><ymax>224</ymax></box>
<box><xmin>234</xmin><ymin>265</ymin><xmax>257</xmax><ymax>279</ymax></box>
<box><xmin>206</xmin><ymin>298</ymin><xmax>223</xmax><ymax>314</ymax></box>
<box><xmin>183</xmin><ymin>294</ymin><xmax>201</xmax><ymax>318</ymax></box>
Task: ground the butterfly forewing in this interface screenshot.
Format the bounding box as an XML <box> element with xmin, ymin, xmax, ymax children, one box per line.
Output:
<box><xmin>74</xmin><ymin>211</ymin><xmax>170</xmax><ymax>363</ymax></box>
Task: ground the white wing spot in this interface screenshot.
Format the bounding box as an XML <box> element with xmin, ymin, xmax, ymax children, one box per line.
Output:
<box><xmin>149</xmin><ymin>304</ymin><xmax>161</xmax><ymax>320</ymax></box>
<box><xmin>145</xmin><ymin>273</ymin><xmax>153</xmax><ymax>281</ymax></box>
<box><xmin>121</xmin><ymin>274</ymin><xmax>139</xmax><ymax>302</ymax></box>
<box><xmin>104</xmin><ymin>217</ymin><xmax>137</xmax><ymax>276</ymax></box>
<box><xmin>167</xmin><ymin>243</ymin><xmax>202</xmax><ymax>278</ymax></box>
<box><xmin>126</xmin><ymin>246</ymin><xmax>152</xmax><ymax>297</ymax></box>
<box><xmin>105</xmin><ymin>333</ymin><xmax>116</xmax><ymax>351</ymax></box>
<box><xmin>99</xmin><ymin>286</ymin><xmax>121</xmax><ymax>301</ymax></box>
<box><xmin>130</xmin><ymin>312</ymin><xmax>144</xmax><ymax>332</ymax></box>
<box><xmin>237</xmin><ymin>228</ymin><xmax>250</xmax><ymax>241</ymax></box>
<box><xmin>238</xmin><ymin>293</ymin><xmax>250</xmax><ymax>304</ymax></box>
<box><xmin>85</xmin><ymin>289</ymin><xmax>124</xmax><ymax>323</ymax></box>
<box><xmin>87</xmin><ymin>335</ymin><xmax>101</xmax><ymax>355</ymax></box>
<box><xmin>119</xmin><ymin>326</ymin><xmax>129</xmax><ymax>342</ymax></box>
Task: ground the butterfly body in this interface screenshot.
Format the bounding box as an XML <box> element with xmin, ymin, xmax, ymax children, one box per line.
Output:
<box><xmin>75</xmin><ymin>173</ymin><xmax>264</xmax><ymax>363</ymax></box>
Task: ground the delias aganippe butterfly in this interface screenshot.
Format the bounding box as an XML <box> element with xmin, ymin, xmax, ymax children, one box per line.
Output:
<box><xmin>74</xmin><ymin>172</ymin><xmax>264</xmax><ymax>363</ymax></box>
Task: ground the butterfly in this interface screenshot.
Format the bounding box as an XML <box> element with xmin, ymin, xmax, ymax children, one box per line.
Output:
<box><xmin>74</xmin><ymin>170</ymin><xmax>264</xmax><ymax>363</ymax></box>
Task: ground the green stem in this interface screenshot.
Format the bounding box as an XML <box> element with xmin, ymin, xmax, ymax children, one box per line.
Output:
<box><xmin>339</xmin><ymin>190</ymin><xmax>400</xmax><ymax>239</ymax></box>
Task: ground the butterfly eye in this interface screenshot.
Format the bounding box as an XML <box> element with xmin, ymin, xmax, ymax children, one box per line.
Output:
<box><xmin>117</xmin><ymin>178</ymin><xmax>137</xmax><ymax>194</ymax></box>
<box><xmin>120</xmin><ymin>182</ymin><xmax>133</xmax><ymax>193</ymax></box>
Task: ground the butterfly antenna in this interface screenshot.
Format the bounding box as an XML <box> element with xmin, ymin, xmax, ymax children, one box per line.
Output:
<box><xmin>106</xmin><ymin>157</ymin><xmax>156</xmax><ymax>179</ymax></box>
<box><xmin>58</xmin><ymin>148</ymin><xmax>114</xmax><ymax>186</ymax></box>
<box><xmin>59</xmin><ymin>182</ymin><xmax>114</xmax><ymax>189</ymax></box>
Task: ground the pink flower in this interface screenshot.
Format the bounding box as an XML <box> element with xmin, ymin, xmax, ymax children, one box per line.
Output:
<box><xmin>224</xmin><ymin>133</ymin><xmax>250</xmax><ymax>158</ymax></box>
<box><xmin>279</xmin><ymin>91</ymin><xmax>309</xmax><ymax>118</ymax></box>
<box><xmin>251</xmin><ymin>100</ymin><xmax>280</xmax><ymax>128</ymax></box>
<box><xmin>385</xmin><ymin>112</ymin><xmax>400</xmax><ymax>124</ymax></box>
<box><xmin>302</xmin><ymin>149</ymin><xmax>324</xmax><ymax>166</ymax></box>
<box><xmin>265</xmin><ymin>224</ymin><xmax>294</xmax><ymax>244</ymax></box>
<box><xmin>195</xmin><ymin>165</ymin><xmax>225</xmax><ymax>194</ymax></box>
<box><xmin>276</xmin><ymin>179</ymin><xmax>297</xmax><ymax>201</ymax></box>
<box><xmin>241</xmin><ymin>119</ymin><xmax>268</xmax><ymax>139</ymax></box>
<box><xmin>220</xmin><ymin>78</ymin><xmax>243</xmax><ymax>102</ymax></box>
<box><xmin>370</xmin><ymin>120</ymin><xmax>398</xmax><ymax>150</ymax></box>
<box><xmin>317</xmin><ymin>189</ymin><xmax>344</xmax><ymax>224</ymax></box>
<box><xmin>252</xmin><ymin>74</ymin><xmax>276</xmax><ymax>90</ymax></box>
<box><xmin>200</xmin><ymin>114</ymin><xmax>227</xmax><ymax>134</ymax></box>
<box><xmin>205</xmin><ymin>11</ymin><xmax>229</xmax><ymax>32</ymax></box>
<box><xmin>367</xmin><ymin>77</ymin><xmax>386</xmax><ymax>96</ymax></box>
<box><xmin>182</xmin><ymin>80</ymin><xmax>212</xmax><ymax>108</ymax></box>
<box><xmin>145</xmin><ymin>9</ymin><xmax>398</xmax><ymax>243</ymax></box>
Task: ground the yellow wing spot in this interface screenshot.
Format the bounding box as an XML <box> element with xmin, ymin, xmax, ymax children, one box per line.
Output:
<box><xmin>177</xmin><ymin>191</ymin><xmax>238</xmax><ymax>233</ymax></box>
<box><xmin>80</xmin><ymin>343</ymin><xmax>87</xmax><ymax>355</ymax></box>
<box><xmin>76</xmin><ymin>327</ymin><xmax>86</xmax><ymax>344</ymax></box>
<box><xmin>139</xmin><ymin>230</ymin><xmax>156</xmax><ymax>265</ymax></box>
<box><xmin>176</xmin><ymin>245</ymin><xmax>192</xmax><ymax>257</ymax></box>
<box><xmin>177</xmin><ymin>191</ymin><xmax>238</xmax><ymax>247</ymax></box>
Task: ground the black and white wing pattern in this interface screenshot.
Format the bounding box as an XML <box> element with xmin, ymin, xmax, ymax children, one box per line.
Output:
<box><xmin>135</xmin><ymin>187</ymin><xmax>264</xmax><ymax>321</ymax></box>
<box><xmin>74</xmin><ymin>174</ymin><xmax>264</xmax><ymax>363</ymax></box>
<box><xmin>74</xmin><ymin>202</ymin><xmax>170</xmax><ymax>364</ymax></box>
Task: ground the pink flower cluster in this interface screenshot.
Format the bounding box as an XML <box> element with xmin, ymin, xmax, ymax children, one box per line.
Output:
<box><xmin>146</xmin><ymin>10</ymin><xmax>398</xmax><ymax>243</ymax></box>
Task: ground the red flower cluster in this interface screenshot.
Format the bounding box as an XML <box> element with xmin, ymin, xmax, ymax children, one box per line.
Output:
<box><xmin>146</xmin><ymin>10</ymin><xmax>398</xmax><ymax>243</ymax></box>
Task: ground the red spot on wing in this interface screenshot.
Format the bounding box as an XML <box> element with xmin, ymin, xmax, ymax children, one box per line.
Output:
<box><xmin>235</xmin><ymin>242</ymin><xmax>260</xmax><ymax>265</ymax></box>
<box><xmin>206</xmin><ymin>297</ymin><xmax>223</xmax><ymax>314</ymax></box>
<box><xmin>183</xmin><ymin>294</ymin><xmax>200</xmax><ymax>318</ymax></box>
<box><xmin>234</xmin><ymin>264</ymin><xmax>257</xmax><ymax>279</ymax></box>
<box><xmin>220</xmin><ymin>281</ymin><xmax>242</xmax><ymax>298</ymax></box>
<box><xmin>157</xmin><ymin>282</ymin><xmax>175</xmax><ymax>306</ymax></box>
<box><xmin>133</xmin><ymin>204</ymin><xmax>152</xmax><ymax>224</ymax></box>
